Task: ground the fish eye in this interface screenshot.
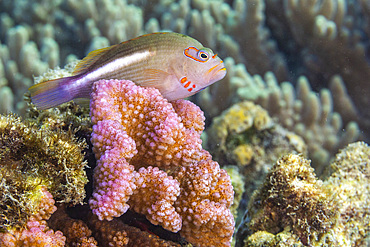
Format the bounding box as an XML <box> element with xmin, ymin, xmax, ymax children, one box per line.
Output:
<box><xmin>198</xmin><ymin>50</ymin><xmax>209</xmax><ymax>61</ymax></box>
<box><xmin>200</xmin><ymin>52</ymin><xmax>208</xmax><ymax>59</ymax></box>
<box><xmin>184</xmin><ymin>47</ymin><xmax>212</xmax><ymax>62</ymax></box>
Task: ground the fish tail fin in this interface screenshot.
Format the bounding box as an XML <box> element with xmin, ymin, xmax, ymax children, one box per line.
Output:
<box><xmin>29</xmin><ymin>77</ymin><xmax>75</xmax><ymax>110</ymax></box>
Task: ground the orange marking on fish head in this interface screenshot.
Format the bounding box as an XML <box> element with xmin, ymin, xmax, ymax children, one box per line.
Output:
<box><xmin>188</xmin><ymin>84</ymin><xmax>196</xmax><ymax>92</ymax></box>
<box><xmin>180</xmin><ymin>77</ymin><xmax>187</xmax><ymax>84</ymax></box>
<box><xmin>184</xmin><ymin>81</ymin><xmax>191</xmax><ymax>88</ymax></box>
<box><xmin>184</xmin><ymin>47</ymin><xmax>210</xmax><ymax>63</ymax></box>
<box><xmin>180</xmin><ymin>76</ymin><xmax>197</xmax><ymax>92</ymax></box>
<box><xmin>206</xmin><ymin>60</ymin><xmax>224</xmax><ymax>77</ymax></box>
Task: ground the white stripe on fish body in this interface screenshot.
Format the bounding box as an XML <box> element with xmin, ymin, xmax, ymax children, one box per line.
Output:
<box><xmin>85</xmin><ymin>50</ymin><xmax>152</xmax><ymax>80</ymax></box>
<box><xmin>68</xmin><ymin>50</ymin><xmax>153</xmax><ymax>98</ymax></box>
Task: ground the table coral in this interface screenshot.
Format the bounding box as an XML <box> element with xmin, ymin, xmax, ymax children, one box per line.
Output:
<box><xmin>0</xmin><ymin>114</ymin><xmax>88</xmax><ymax>231</ymax></box>
<box><xmin>88</xmin><ymin>79</ymin><xmax>234</xmax><ymax>246</ymax></box>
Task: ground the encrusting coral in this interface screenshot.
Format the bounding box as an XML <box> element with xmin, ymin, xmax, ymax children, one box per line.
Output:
<box><xmin>0</xmin><ymin>114</ymin><xmax>88</xmax><ymax>231</ymax></box>
<box><xmin>237</xmin><ymin>142</ymin><xmax>370</xmax><ymax>246</ymax></box>
<box><xmin>239</xmin><ymin>154</ymin><xmax>334</xmax><ymax>246</ymax></box>
<box><xmin>206</xmin><ymin>100</ymin><xmax>307</xmax><ymax>200</ymax></box>
<box><xmin>89</xmin><ymin>79</ymin><xmax>234</xmax><ymax>247</ymax></box>
<box><xmin>322</xmin><ymin>141</ymin><xmax>370</xmax><ymax>246</ymax></box>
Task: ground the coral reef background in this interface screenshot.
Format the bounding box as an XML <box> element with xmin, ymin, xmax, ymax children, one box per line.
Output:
<box><xmin>0</xmin><ymin>0</ymin><xmax>368</xmax><ymax>163</ymax></box>
<box><xmin>0</xmin><ymin>0</ymin><xmax>369</xmax><ymax>246</ymax></box>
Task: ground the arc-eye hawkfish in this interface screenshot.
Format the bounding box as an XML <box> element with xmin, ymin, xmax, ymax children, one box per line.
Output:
<box><xmin>29</xmin><ymin>32</ymin><xmax>227</xmax><ymax>110</ymax></box>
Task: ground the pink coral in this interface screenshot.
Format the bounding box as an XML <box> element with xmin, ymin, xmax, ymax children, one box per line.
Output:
<box><xmin>175</xmin><ymin>158</ymin><xmax>235</xmax><ymax>246</ymax></box>
<box><xmin>88</xmin><ymin>79</ymin><xmax>234</xmax><ymax>246</ymax></box>
<box><xmin>129</xmin><ymin>166</ymin><xmax>182</xmax><ymax>232</ymax></box>
<box><xmin>89</xmin><ymin>78</ymin><xmax>203</xmax><ymax>168</ymax></box>
<box><xmin>89</xmin><ymin>120</ymin><xmax>137</xmax><ymax>221</ymax></box>
<box><xmin>18</xmin><ymin>220</ymin><xmax>66</xmax><ymax>247</ymax></box>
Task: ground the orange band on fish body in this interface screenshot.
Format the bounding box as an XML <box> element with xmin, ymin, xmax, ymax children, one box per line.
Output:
<box><xmin>180</xmin><ymin>76</ymin><xmax>197</xmax><ymax>91</ymax></box>
<box><xmin>188</xmin><ymin>84</ymin><xmax>196</xmax><ymax>92</ymax></box>
<box><xmin>180</xmin><ymin>77</ymin><xmax>187</xmax><ymax>84</ymax></box>
<box><xmin>184</xmin><ymin>81</ymin><xmax>191</xmax><ymax>88</ymax></box>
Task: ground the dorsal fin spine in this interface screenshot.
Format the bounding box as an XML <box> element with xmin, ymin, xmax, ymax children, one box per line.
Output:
<box><xmin>73</xmin><ymin>45</ymin><xmax>115</xmax><ymax>75</ymax></box>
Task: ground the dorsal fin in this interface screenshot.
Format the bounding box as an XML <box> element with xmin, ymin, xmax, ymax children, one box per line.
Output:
<box><xmin>72</xmin><ymin>45</ymin><xmax>114</xmax><ymax>75</ymax></box>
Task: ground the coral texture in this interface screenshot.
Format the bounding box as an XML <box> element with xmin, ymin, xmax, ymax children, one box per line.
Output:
<box><xmin>1</xmin><ymin>0</ymin><xmax>369</xmax><ymax>144</ymax></box>
<box><xmin>0</xmin><ymin>187</ymin><xmax>66</xmax><ymax>247</ymax></box>
<box><xmin>173</xmin><ymin>158</ymin><xmax>235</xmax><ymax>247</ymax></box>
<box><xmin>1</xmin><ymin>0</ymin><xmax>370</xmax><ymax>246</ymax></box>
<box><xmin>206</xmin><ymin>100</ymin><xmax>307</xmax><ymax>199</ymax></box>
<box><xmin>0</xmin><ymin>114</ymin><xmax>88</xmax><ymax>231</ymax></box>
<box><xmin>241</xmin><ymin>154</ymin><xmax>334</xmax><ymax>245</ymax></box>
<box><xmin>87</xmin><ymin>212</ymin><xmax>181</xmax><ymax>247</ymax></box>
<box><xmin>89</xmin><ymin>79</ymin><xmax>234</xmax><ymax>246</ymax></box>
<box><xmin>237</xmin><ymin>142</ymin><xmax>370</xmax><ymax>246</ymax></box>
<box><xmin>48</xmin><ymin>206</ymin><xmax>98</xmax><ymax>247</ymax></box>
<box><xmin>201</xmin><ymin>59</ymin><xmax>360</xmax><ymax>170</ymax></box>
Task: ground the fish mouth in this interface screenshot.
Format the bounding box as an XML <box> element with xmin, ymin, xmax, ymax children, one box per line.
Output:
<box><xmin>208</xmin><ymin>62</ymin><xmax>227</xmax><ymax>83</ymax></box>
<box><xmin>206</xmin><ymin>61</ymin><xmax>225</xmax><ymax>76</ymax></box>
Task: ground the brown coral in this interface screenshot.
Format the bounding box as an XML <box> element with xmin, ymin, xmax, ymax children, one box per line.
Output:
<box><xmin>87</xmin><ymin>212</ymin><xmax>181</xmax><ymax>247</ymax></box>
<box><xmin>48</xmin><ymin>205</ymin><xmax>98</xmax><ymax>247</ymax></box>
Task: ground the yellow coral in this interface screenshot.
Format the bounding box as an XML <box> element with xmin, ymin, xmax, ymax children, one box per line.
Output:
<box><xmin>239</xmin><ymin>143</ymin><xmax>370</xmax><ymax>246</ymax></box>
<box><xmin>207</xmin><ymin>101</ymin><xmax>307</xmax><ymax>200</ymax></box>
<box><xmin>232</xmin><ymin>144</ymin><xmax>255</xmax><ymax>166</ymax></box>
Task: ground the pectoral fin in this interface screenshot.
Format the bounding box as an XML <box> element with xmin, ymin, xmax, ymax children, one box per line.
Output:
<box><xmin>141</xmin><ymin>69</ymin><xmax>173</xmax><ymax>88</ymax></box>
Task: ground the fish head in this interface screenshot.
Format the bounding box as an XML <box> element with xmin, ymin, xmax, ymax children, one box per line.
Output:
<box><xmin>177</xmin><ymin>45</ymin><xmax>226</xmax><ymax>97</ymax></box>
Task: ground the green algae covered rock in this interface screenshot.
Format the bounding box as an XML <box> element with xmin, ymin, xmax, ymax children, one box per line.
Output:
<box><xmin>0</xmin><ymin>114</ymin><xmax>88</xmax><ymax>231</ymax></box>
<box><xmin>237</xmin><ymin>142</ymin><xmax>370</xmax><ymax>246</ymax></box>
